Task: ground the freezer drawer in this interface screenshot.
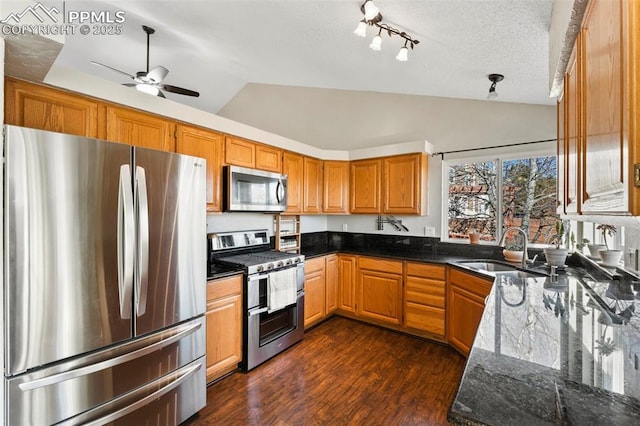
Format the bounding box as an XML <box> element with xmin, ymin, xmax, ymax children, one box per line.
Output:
<box><xmin>6</xmin><ymin>317</ymin><xmax>205</xmax><ymax>425</ymax></box>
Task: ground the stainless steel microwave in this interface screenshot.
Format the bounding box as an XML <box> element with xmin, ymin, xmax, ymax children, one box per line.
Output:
<box><xmin>224</xmin><ymin>165</ymin><xmax>287</xmax><ymax>212</ymax></box>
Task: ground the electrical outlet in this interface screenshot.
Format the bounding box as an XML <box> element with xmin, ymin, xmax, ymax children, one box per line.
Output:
<box><xmin>424</xmin><ymin>226</ymin><xmax>436</xmax><ymax>237</ymax></box>
<box><xmin>342</xmin><ymin>223</ymin><xmax>348</xmax><ymax>232</ymax></box>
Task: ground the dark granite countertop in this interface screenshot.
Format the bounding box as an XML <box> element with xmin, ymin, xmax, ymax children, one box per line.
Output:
<box><xmin>448</xmin><ymin>265</ymin><xmax>640</xmax><ymax>425</ymax></box>
<box><xmin>300</xmin><ymin>244</ymin><xmax>472</xmax><ymax>265</ymax></box>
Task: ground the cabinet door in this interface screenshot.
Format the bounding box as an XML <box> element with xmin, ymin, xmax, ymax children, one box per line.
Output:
<box><xmin>225</xmin><ymin>136</ymin><xmax>255</xmax><ymax>168</ymax></box>
<box><xmin>105</xmin><ymin>106</ymin><xmax>174</xmax><ymax>151</ymax></box>
<box><xmin>557</xmin><ymin>89</ymin><xmax>566</xmax><ymax>215</ymax></box>
<box><xmin>283</xmin><ymin>152</ymin><xmax>304</xmax><ymax>213</ymax></box>
<box><xmin>350</xmin><ymin>159</ymin><xmax>382</xmax><ymax>213</ymax></box>
<box><xmin>206</xmin><ymin>275</ymin><xmax>243</xmax><ymax>382</ymax></box>
<box><xmin>447</xmin><ymin>285</ymin><xmax>486</xmax><ymax>356</ymax></box>
<box><xmin>303</xmin><ymin>156</ymin><xmax>323</xmax><ymax>214</ymax></box>
<box><xmin>5</xmin><ymin>78</ymin><xmax>98</xmax><ymax>137</ymax></box>
<box><xmin>581</xmin><ymin>0</ymin><xmax>626</xmax><ymax>213</ymax></box>
<box><xmin>337</xmin><ymin>255</ymin><xmax>357</xmax><ymax>313</ymax></box>
<box><xmin>176</xmin><ymin>125</ymin><xmax>224</xmax><ymax>212</ymax></box>
<box><xmin>323</xmin><ymin>161</ymin><xmax>349</xmax><ymax>214</ymax></box>
<box><xmin>383</xmin><ymin>154</ymin><xmax>425</xmax><ymax>215</ymax></box>
<box><xmin>304</xmin><ymin>257</ymin><xmax>326</xmax><ymax>328</ymax></box>
<box><xmin>565</xmin><ymin>44</ymin><xmax>581</xmax><ymax>214</ymax></box>
<box><xmin>357</xmin><ymin>269</ymin><xmax>402</xmax><ymax>325</ymax></box>
<box><xmin>325</xmin><ymin>254</ymin><xmax>338</xmax><ymax>314</ymax></box>
<box><xmin>255</xmin><ymin>144</ymin><xmax>282</xmax><ymax>172</ymax></box>
<box><xmin>447</xmin><ymin>268</ymin><xmax>493</xmax><ymax>357</ymax></box>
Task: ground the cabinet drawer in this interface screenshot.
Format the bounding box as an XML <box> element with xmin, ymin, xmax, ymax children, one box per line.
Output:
<box><xmin>405</xmin><ymin>277</ymin><xmax>445</xmax><ymax>308</ymax></box>
<box><xmin>405</xmin><ymin>262</ymin><xmax>445</xmax><ymax>280</ymax></box>
<box><xmin>405</xmin><ymin>303</ymin><xmax>445</xmax><ymax>336</ymax></box>
<box><xmin>448</xmin><ymin>268</ymin><xmax>493</xmax><ymax>298</ymax></box>
<box><xmin>358</xmin><ymin>256</ymin><xmax>403</xmax><ymax>274</ymax></box>
<box><xmin>304</xmin><ymin>256</ymin><xmax>325</xmax><ymax>274</ymax></box>
<box><xmin>207</xmin><ymin>274</ymin><xmax>242</xmax><ymax>302</ymax></box>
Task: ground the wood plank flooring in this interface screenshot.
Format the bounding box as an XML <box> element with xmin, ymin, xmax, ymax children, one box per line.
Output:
<box><xmin>185</xmin><ymin>317</ymin><xmax>466</xmax><ymax>425</ymax></box>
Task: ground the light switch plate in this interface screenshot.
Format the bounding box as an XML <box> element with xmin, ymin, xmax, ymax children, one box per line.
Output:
<box><xmin>635</xmin><ymin>164</ymin><xmax>640</xmax><ymax>187</ymax></box>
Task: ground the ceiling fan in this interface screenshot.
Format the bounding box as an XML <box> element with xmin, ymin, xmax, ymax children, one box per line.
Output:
<box><xmin>91</xmin><ymin>25</ymin><xmax>199</xmax><ymax>98</ymax></box>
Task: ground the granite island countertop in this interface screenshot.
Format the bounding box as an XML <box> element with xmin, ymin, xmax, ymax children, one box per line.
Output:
<box><xmin>448</xmin><ymin>267</ymin><xmax>640</xmax><ymax>425</ymax></box>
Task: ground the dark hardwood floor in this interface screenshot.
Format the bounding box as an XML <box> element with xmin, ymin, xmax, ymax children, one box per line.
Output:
<box><xmin>186</xmin><ymin>317</ymin><xmax>466</xmax><ymax>425</ymax></box>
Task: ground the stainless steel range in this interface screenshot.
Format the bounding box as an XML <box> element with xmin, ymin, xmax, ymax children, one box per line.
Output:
<box><xmin>208</xmin><ymin>230</ymin><xmax>305</xmax><ymax>371</ymax></box>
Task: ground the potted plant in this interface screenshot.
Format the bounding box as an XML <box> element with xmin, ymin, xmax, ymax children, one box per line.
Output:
<box><xmin>596</xmin><ymin>224</ymin><xmax>622</xmax><ymax>266</ymax></box>
<box><xmin>502</xmin><ymin>236</ymin><xmax>524</xmax><ymax>263</ymax></box>
<box><xmin>586</xmin><ymin>232</ymin><xmax>606</xmax><ymax>259</ymax></box>
<box><xmin>468</xmin><ymin>229</ymin><xmax>480</xmax><ymax>244</ymax></box>
<box><xmin>576</xmin><ymin>237</ymin><xmax>590</xmax><ymax>254</ymax></box>
<box><xmin>543</xmin><ymin>220</ymin><xmax>569</xmax><ymax>266</ymax></box>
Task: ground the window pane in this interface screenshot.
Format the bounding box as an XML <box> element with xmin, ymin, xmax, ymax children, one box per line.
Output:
<box><xmin>502</xmin><ymin>156</ymin><xmax>557</xmax><ymax>245</ymax></box>
<box><xmin>447</xmin><ymin>160</ymin><xmax>498</xmax><ymax>242</ymax></box>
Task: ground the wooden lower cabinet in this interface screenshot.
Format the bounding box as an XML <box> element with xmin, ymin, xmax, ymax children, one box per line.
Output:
<box><xmin>206</xmin><ymin>274</ymin><xmax>243</xmax><ymax>383</ymax></box>
<box><xmin>304</xmin><ymin>257</ymin><xmax>326</xmax><ymax>328</ymax></box>
<box><xmin>357</xmin><ymin>257</ymin><xmax>403</xmax><ymax>325</ymax></box>
<box><xmin>337</xmin><ymin>255</ymin><xmax>357</xmax><ymax>314</ymax></box>
<box><xmin>404</xmin><ymin>262</ymin><xmax>446</xmax><ymax>339</ymax></box>
<box><xmin>447</xmin><ymin>268</ymin><xmax>493</xmax><ymax>356</ymax></box>
<box><xmin>303</xmin><ymin>254</ymin><xmax>339</xmax><ymax>329</ymax></box>
<box><xmin>325</xmin><ymin>254</ymin><xmax>338</xmax><ymax>314</ymax></box>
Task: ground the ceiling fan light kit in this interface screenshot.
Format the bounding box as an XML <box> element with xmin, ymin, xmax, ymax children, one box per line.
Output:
<box><xmin>354</xmin><ymin>0</ymin><xmax>419</xmax><ymax>62</ymax></box>
<box><xmin>91</xmin><ymin>25</ymin><xmax>199</xmax><ymax>98</ymax></box>
<box><xmin>487</xmin><ymin>73</ymin><xmax>504</xmax><ymax>99</ymax></box>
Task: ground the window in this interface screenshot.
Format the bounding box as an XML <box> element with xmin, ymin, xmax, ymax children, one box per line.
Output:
<box><xmin>445</xmin><ymin>154</ymin><xmax>557</xmax><ymax>245</ymax></box>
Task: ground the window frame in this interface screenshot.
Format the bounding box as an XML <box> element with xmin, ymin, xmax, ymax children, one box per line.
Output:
<box><xmin>441</xmin><ymin>147</ymin><xmax>557</xmax><ymax>247</ymax></box>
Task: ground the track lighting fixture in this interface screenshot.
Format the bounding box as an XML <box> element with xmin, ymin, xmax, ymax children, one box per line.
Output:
<box><xmin>370</xmin><ymin>28</ymin><xmax>383</xmax><ymax>51</ymax></box>
<box><xmin>487</xmin><ymin>74</ymin><xmax>504</xmax><ymax>99</ymax></box>
<box><xmin>396</xmin><ymin>40</ymin><xmax>409</xmax><ymax>62</ymax></box>
<box><xmin>355</xmin><ymin>1</ymin><xmax>419</xmax><ymax>61</ymax></box>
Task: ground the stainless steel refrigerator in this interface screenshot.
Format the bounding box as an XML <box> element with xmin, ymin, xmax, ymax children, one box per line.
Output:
<box><xmin>1</xmin><ymin>125</ymin><xmax>207</xmax><ymax>425</ymax></box>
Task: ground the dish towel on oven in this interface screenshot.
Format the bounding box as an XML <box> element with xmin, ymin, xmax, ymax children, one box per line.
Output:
<box><xmin>267</xmin><ymin>268</ymin><xmax>298</xmax><ymax>313</ymax></box>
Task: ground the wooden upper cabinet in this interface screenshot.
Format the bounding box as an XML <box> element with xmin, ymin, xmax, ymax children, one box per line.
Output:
<box><xmin>580</xmin><ymin>0</ymin><xmax>630</xmax><ymax>213</ymax></box>
<box><xmin>565</xmin><ymin>43</ymin><xmax>581</xmax><ymax>214</ymax></box>
<box><xmin>255</xmin><ymin>144</ymin><xmax>282</xmax><ymax>172</ymax></box>
<box><xmin>557</xmin><ymin>88</ymin><xmax>566</xmax><ymax>215</ymax></box>
<box><xmin>225</xmin><ymin>136</ymin><xmax>255</xmax><ymax>168</ymax></box>
<box><xmin>323</xmin><ymin>161</ymin><xmax>349</xmax><ymax>214</ymax></box>
<box><xmin>350</xmin><ymin>159</ymin><xmax>382</xmax><ymax>213</ymax></box>
<box><xmin>303</xmin><ymin>156</ymin><xmax>323</xmax><ymax>214</ymax></box>
<box><xmin>176</xmin><ymin>124</ymin><xmax>224</xmax><ymax>212</ymax></box>
<box><xmin>105</xmin><ymin>105</ymin><xmax>174</xmax><ymax>151</ymax></box>
<box><xmin>5</xmin><ymin>78</ymin><xmax>99</xmax><ymax>137</ymax></box>
<box><xmin>383</xmin><ymin>153</ymin><xmax>427</xmax><ymax>215</ymax></box>
<box><xmin>283</xmin><ymin>152</ymin><xmax>304</xmax><ymax>213</ymax></box>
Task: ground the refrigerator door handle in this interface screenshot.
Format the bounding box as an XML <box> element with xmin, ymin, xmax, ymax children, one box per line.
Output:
<box><xmin>135</xmin><ymin>166</ymin><xmax>150</xmax><ymax>317</ymax></box>
<box><xmin>59</xmin><ymin>361</ymin><xmax>202</xmax><ymax>426</ymax></box>
<box><xmin>118</xmin><ymin>164</ymin><xmax>134</xmax><ymax>320</ymax></box>
<box><xmin>18</xmin><ymin>320</ymin><xmax>202</xmax><ymax>391</ymax></box>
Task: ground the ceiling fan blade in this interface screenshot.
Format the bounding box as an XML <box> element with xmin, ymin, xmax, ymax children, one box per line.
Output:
<box><xmin>91</xmin><ymin>61</ymin><xmax>135</xmax><ymax>79</ymax></box>
<box><xmin>146</xmin><ymin>66</ymin><xmax>169</xmax><ymax>83</ymax></box>
<box><xmin>157</xmin><ymin>90</ymin><xmax>166</xmax><ymax>99</ymax></box>
<box><xmin>161</xmin><ymin>84</ymin><xmax>200</xmax><ymax>97</ymax></box>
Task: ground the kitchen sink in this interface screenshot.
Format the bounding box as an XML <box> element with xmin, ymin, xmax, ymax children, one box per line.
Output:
<box><xmin>456</xmin><ymin>260</ymin><xmax>547</xmax><ymax>278</ymax></box>
<box><xmin>457</xmin><ymin>261</ymin><xmax>518</xmax><ymax>272</ymax></box>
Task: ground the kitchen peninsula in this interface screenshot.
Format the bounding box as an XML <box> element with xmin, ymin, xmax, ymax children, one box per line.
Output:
<box><xmin>293</xmin><ymin>232</ymin><xmax>640</xmax><ymax>425</ymax></box>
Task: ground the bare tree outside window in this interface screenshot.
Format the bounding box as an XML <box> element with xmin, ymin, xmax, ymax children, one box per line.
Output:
<box><xmin>447</xmin><ymin>156</ymin><xmax>557</xmax><ymax>244</ymax></box>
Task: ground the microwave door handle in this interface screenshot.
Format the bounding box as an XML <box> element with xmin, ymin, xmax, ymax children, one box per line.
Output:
<box><xmin>276</xmin><ymin>179</ymin><xmax>286</xmax><ymax>204</ymax></box>
<box><xmin>135</xmin><ymin>166</ymin><xmax>150</xmax><ymax>317</ymax></box>
<box><xmin>117</xmin><ymin>165</ymin><xmax>134</xmax><ymax>320</ymax></box>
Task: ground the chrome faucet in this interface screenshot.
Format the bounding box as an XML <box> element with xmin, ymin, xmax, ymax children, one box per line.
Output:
<box><xmin>498</xmin><ymin>227</ymin><xmax>533</xmax><ymax>269</ymax></box>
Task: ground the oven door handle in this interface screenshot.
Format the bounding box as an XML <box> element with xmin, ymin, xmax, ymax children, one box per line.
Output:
<box><xmin>248</xmin><ymin>273</ymin><xmax>271</xmax><ymax>282</ymax></box>
<box><xmin>248</xmin><ymin>307</ymin><xmax>269</xmax><ymax>317</ymax></box>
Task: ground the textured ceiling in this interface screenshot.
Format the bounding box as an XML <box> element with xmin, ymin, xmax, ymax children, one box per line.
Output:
<box><xmin>47</xmin><ymin>0</ymin><xmax>556</xmax><ymax>147</ymax></box>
